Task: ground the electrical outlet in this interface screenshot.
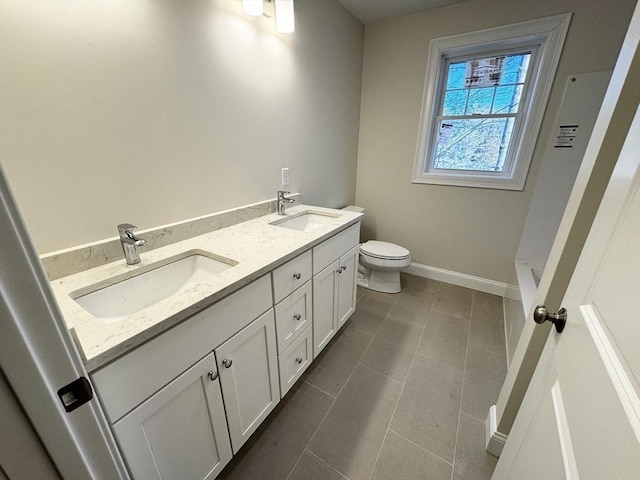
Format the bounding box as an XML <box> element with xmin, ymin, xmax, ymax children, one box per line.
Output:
<box><xmin>281</xmin><ymin>167</ymin><xmax>290</xmax><ymax>186</ymax></box>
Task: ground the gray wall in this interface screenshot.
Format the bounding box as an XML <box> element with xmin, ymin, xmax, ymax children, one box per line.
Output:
<box><xmin>0</xmin><ymin>0</ymin><xmax>363</xmax><ymax>253</ymax></box>
<box><xmin>355</xmin><ymin>0</ymin><xmax>636</xmax><ymax>283</ymax></box>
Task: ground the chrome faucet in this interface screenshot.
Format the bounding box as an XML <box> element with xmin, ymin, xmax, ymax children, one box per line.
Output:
<box><xmin>277</xmin><ymin>191</ymin><xmax>295</xmax><ymax>215</ymax></box>
<box><xmin>118</xmin><ymin>223</ymin><xmax>146</xmax><ymax>265</ymax></box>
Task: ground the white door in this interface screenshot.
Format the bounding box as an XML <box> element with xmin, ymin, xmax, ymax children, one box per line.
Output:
<box><xmin>492</xmin><ymin>104</ymin><xmax>640</xmax><ymax>479</ymax></box>
<box><xmin>0</xmin><ymin>166</ymin><xmax>128</xmax><ymax>479</ymax></box>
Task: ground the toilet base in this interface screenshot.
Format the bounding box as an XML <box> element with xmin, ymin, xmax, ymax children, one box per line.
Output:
<box><xmin>357</xmin><ymin>269</ymin><xmax>402</xmax><ymax>294</ymax></box>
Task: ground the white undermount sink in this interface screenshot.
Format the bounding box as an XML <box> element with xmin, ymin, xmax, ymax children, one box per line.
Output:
<box><xmin>270</xmin><ymin>211</ymin><xmax>341</xmax><ymax>232</ymax></box>
<box><xmin>71</xmin><ymin>250</ymin><xmax>237</xmax><ymax>322</ymax></box>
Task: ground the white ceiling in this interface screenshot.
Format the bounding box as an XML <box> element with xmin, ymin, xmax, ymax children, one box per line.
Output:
<box><xmin>337</xmin><ymin>0</ymin><xmax>468</xmax><ymax>24</ymax></box>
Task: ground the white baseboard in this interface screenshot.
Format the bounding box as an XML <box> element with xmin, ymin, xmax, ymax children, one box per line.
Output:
<box><xmin>406</xmin><ymin>262</ymin><xmax>509</xmax><ymax>297</ymax></box>
<box><xmin>485</xmin><ymin>405</ymin><xmax>508</xmax><ymax>457</ymax></box>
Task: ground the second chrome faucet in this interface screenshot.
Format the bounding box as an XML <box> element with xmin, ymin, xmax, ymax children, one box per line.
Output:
<box><xmin>277</xmin><ymin>191</ymin><xmax>295</xmax><ymax>215</ymax></box>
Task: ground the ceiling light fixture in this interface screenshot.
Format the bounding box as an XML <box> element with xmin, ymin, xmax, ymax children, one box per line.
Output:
<box><xmin>242</xmin><ymin>0</ymin><xmax>264</xmax><ymax>16</ymax></box>
<box><xmin>274</xmin><ymin>0</ymin><xmax>295</xmax><ymax>34</ymax></box>
<box><xmin>242</xmin><ymin>0</ymin><xmax>295</xmax><ymax>34</ymax></box>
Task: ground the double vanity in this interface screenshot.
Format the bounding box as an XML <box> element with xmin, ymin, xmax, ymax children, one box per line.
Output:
<box><xmin>50</xmin><ymin>204</ymin><xmax>362</xmax><ymax>480</ymax></box>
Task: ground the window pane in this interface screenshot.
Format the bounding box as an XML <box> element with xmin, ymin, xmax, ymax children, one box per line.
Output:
<box><xmin>493</xmin><ymin>85</ymin><xmax>523</xmax><ymax>114</ymax></box>
<box><xmin>499</xmin><ymin>53</ymin><xmax>531</xmax><ymax>85</ymax></box>
<box><xmin>466</xmin><ymin>87</ymin><xmax>494</xmax><ymax>115</ymax></box>
<box><xmin>463</xmin><ymin>56</ymin><xmax>505</xmax><ymax>88</ymax></box>
<box><xmin>446</xmin><ymin>62</ymin><xmax>467</xmax><ymax>89</ymax></box>
<box><xmin>443</xmin><ymin>90</ymin><xmax>467</xmax><ymax>115</ymax></box>
<box><xmin>433</xmin><ymin>117</ymin><xmax>515</xmax><ymax>172</ymax></box>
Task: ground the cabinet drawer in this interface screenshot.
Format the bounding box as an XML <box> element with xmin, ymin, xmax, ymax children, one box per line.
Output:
<box><xmin>272</xmin><ymin>250</ymin><xmax>312</xmax><ymax>304</ymax></box>
<box><xmin>274</xmin><ymin>280</ymin><xmax>312</xmax><ymax>353</ymax></box>
<box><xmin>278</xmin><ymin>326</ymin><xmax>312</xmax><ymax>397</ymax></box>
<box><xmin>91</xmin><ymin>274</ymin><xmax>272</xmax><ymax>423</ymax></box>
<box><xmin>313</xmin><ymin>222</ymin><xmax>360</xmax><ymax>274</ymax></box>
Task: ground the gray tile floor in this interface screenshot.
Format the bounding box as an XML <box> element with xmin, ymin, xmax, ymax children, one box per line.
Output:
<box><xmin>219</xmin><ymin>273</ymin><xmax>507</xmax><ymax>480</ymax></box>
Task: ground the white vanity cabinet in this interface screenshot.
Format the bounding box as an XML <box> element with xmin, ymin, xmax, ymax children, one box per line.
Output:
<box><xmin>91</xmin><ymin>275</ymin><xmax>274</xmax><ymax>479</ymax></box>
<box><xmin>215</xmin><ymin>309</ymin><xmax>280</xmax><ymax>453</ymax></box>
<box><xmin>111</xmin><ymin>353</ymin><xmax>232</xmax><ymax>480</ymax></box>
<box><xmin>85</xmin><ymin>218</ymin><xmax>362</xmax><ymax>479</ymax></box>
<box><xmin>312</xmin><ymin>223</ymin><xmax>360</xmax><ymax>358</ymax></box>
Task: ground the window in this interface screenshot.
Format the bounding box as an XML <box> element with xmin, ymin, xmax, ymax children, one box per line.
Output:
<box><xmin>413</xmin><ymin>14</ymin><xmax>571</xmax><ymax>190</ymax></box>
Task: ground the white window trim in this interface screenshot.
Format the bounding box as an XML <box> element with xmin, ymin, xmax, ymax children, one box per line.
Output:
<box><xmin>412</xmin><ymin>14</ymin><xmax>572</xmax><ymax>190</ymax></box>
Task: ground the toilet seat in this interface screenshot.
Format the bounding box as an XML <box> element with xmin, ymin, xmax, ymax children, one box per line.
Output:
<box><xmin>360</xmin><ymin>241</ymin><xmax>410</xmax><ymax>260</ymax></box>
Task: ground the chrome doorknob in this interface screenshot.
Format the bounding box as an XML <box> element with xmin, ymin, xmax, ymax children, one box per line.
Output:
<box><xmin>533</xmin><ymin>305</ymin><xmax>567</xmax><ymax>333</ymax></box>
<box><xmin>222</xmin><ymin>359</ymin><xmax>233</xmax><ymax>368</ymax></box>
<box><xmin>208</xmin><ymin>370</ymin><xmax>219</xmax><ymax>381</ymax></box>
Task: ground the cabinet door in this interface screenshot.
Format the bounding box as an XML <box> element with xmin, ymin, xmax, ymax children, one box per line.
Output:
<box><xmin>312</xmin><ymin>259</ymin><xmax>339</xmax><ymax>358</ymax></box>
<box><xmin>337</xmin><ymin>245</ymin><xmax>359</xmax><ymax>330</ymax></box>
<box><xmin>112</xmin><ymin>353</ymin><xmax>232</xmax><ymax>480</ymax></box>
<box><xmin>216</xmin><ymin>309</ymin><xmax>280</xmax><ymax>453</ymax></box>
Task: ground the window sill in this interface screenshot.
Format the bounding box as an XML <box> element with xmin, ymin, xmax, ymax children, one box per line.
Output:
<box><xmin>412</xmin><ymin>171</ymin><xmax>526</xmax><ymax>190</ymax></box>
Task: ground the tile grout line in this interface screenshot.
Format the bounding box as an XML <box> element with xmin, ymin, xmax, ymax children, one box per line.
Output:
<box><xmin>305</xmin><ymin>448</ymin><xmax>353</xmax><ymax>480</ymax></box>
<box><xmin>360</xmin><ymin>290</ymin><xmax>403</xmax><ymax>480</ymax></box>
<box><xmin>388</xmin><ymin>428</ymin><xmax>454</xmax><ymax>467</ymax></box>
<box><xmin>285</xmin><ymin>290</ymin><xmax>388</xmax><ymax>480</ymax></box>
<box><xmin>451</xmin><ymin>290</ymin><xmax>475</xmax><ymax>480</ymax></box>
<box><xmin>302</xmin><ymin>379</ymin><xmax>337</xmax><ymax>400</ymax></box>
<box><xmin>354</xmin><ymin>362</ymin><xmax>404</xmax><ymax>385</ymax></box>
<box><xmin>366</xmin><ymin>284</ymin><xmax>438</xmax><ymax>480</ymax></box>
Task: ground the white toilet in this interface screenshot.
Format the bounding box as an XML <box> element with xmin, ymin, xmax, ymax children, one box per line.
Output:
<box><xmin>342</xmin><ymin>206</ymin><xmax>411</xmax><ymax>294</ymax></box>
<box><xmin>358</xmin><ymin>240</ymin><xmax>411</xmax><ymax>293</ymax></box>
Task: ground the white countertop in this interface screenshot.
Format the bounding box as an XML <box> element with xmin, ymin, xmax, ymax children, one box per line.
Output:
<box><xmin>50</xmin><ymin>205</ymin><xmax>362</xmax><ymax>372</ymax></box>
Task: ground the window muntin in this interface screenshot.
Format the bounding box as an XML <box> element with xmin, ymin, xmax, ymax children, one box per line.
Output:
<box><xmin>431</xmin><ymin>50</ymin><xmax>533</xmax><ymax>173</ymax></box>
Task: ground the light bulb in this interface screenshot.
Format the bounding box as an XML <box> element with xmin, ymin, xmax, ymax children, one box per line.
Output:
<box><xmin>274</xmin><ymin>0</ymin><xmax>294</xmax><ymax>33</ymax></box>
<box><xmin>242</xmin><ymin>0</ymin><xmax>263</xmax><ymax>16</ymax></box>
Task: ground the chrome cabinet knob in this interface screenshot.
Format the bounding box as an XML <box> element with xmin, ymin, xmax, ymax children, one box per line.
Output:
<box><xmin>293</xmin><ymin>313</ymin><xmax>301</xmax><ymax>321</ymax></box>
<box><xmin>222</xmin><ymin>359</ymin><xmax>233</xmax><ymax>368</ymax></box>
<box><xmin>295</xmin><ymin>357</ymin><xmax>303</xmax><ymax>364</ymax></box>
<box><xmin>293</xmin><ymin>273</ymin><xmax>301</xmax><ymax>280</ymax></box>
<box><xmin>533</xmin><ymin>305</ymin><xmax>567</xmax><ymax>333</ymax></box>
<box><xmin>208</xmin><ymin>370</ymin><xmax>219</xmax><ymax>381</ymax></box>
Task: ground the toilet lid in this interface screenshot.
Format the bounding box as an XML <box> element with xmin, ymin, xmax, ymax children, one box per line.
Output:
<box><xmin>361</xmin><ymin>241</ymin><xmax>410</xmax><ymax>260</ymax></box>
